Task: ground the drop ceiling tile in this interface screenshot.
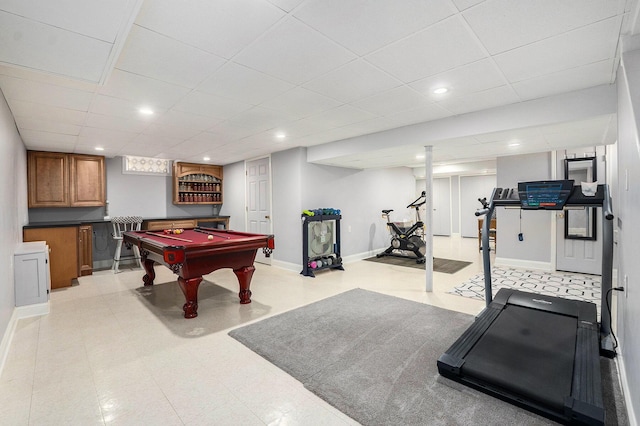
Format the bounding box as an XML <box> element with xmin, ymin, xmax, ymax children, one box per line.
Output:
<box><xmin>409</xmin><ymin>59</ymin><xmax>508</xmax><ymax>99</ymax></box>
<box><xmin>172</xmin><ymin>91</ymin><xmax>252</xmax><ymax>119</ymax></box>
<box><xmin>366</xmin><ymin>16</ymin><xmax>486</xmax><ymax>83</ymax></box>
<box><xmin>0</xmin><ymin>11</ymin><xmax>113</xmax><ymax>82</ymax></box>
<box><xmin>206</xmin><ymin>122</ymin><xmax>260</xmax><ymax>141</ymax></box>
<box><xmin>351</xmin><ymin>86</ymin><xmax>434</xmax><ymax>116</ymax></box>
<box><xmin>0</xmin><ymin>75</ymin><xmax>94</xmax><ymax>111</ymax></box>
<box><xmin>463</xmin><ymin>0</ymin><xmax>623</xmax><ymax>55</ymax></box>
<box><xmin>301</xmin><ymin>105</ymin><xmax>378</xmax><ymax>129</ymax></box>
<box><xmin>303</xmin><ymin>59</ymin><xmax>402</xmax><ymax>103</ymax></box>
<box><xmin>334</xmin><ymin>116</ymin><xmax>399</xmax><ymax>136</ymax></box>
<box><xmin>143</xmin><ymin>123</ymin><xmax>201</xmax><ymax>140</ymax></box>
<box><xmin>79</xmin><ymin>126</ymin><xmax>138</xmax><ymax>144</ymax></box>
<box><xmin>0</xmin><ymin>64</ymin><xmax>97</xmax><ymax>91</ymax></box>
<box><xmin>259</xmin><ymin>87</ymin><xmax>341</xmax><ymax>119</ymax></box>
<box><xmin>435</xmin><ymin>85</ymin><xmax>521</xmax><ymax>115</ymax></box>
<box><xmin>452</xmin><ymin>0</ymin><xmax>485</xmax><ymax>11</ymax></box>
<box><xmin>116</xmin><ymin>25</ymin><xmax>226</xmax><ymax>88</ymax></box>
<box><xmin>494</xmin><ymin>17</ymin><xmax>621</xmax><ymax>82</ymax></box>
<box><xmin>7</xmin><ymin>99</ymin><xmax>88</xmax><ymax>125</ymax></box>
<box><xmin>90</xmin><ymin>94</ymin><xmax>166</xmax><ymax>119</ymax></box>
<box><xmin>98</xmin><ymin>69</ymin><xmax>191</xmax><ymax>108</ymax></box>
<box><xmin>266</xmin><ymin>0</ymin><xmax>305</xmax><ymax>12</ymax></box>
<box><xmin>223</xmin><ymin>106</ymin><xmax>297</xmax><ymax>133</ymax></box>
<box><xmin>511</xmin><ymin>60</ymin><xmax>615</xmax><ymax>100</ymax></box>
<box><xmin>130</xmin><ymin>133</ymin><xmax>183</xmax><ymax>148</ymax></box>
<box><xmin>172</xmin><ymin>136</ymin><xmax>228</xmax><ymax>153</ymax></box>
<box><xmin>158</xmin><ymin>110</ymin><xmax>221</xmax><ymax>131</ymax></box>
<box><xmin>136</xmin><ymin>0</ymin><xmax>285</xmax><ymax>59</ymax></box>
<box><xmin>19</xmin><ymin>129</ymin><xmax>78</xmax><ymax>146</ymax></box>
<box><xmin>385</xmin><ymin>103</ymin><xmax>453</xmax><ymax>127</ymax></box>
<box><xmin>0</xmin><ymin>0</ymin><xmax>139</xmax><ymax>42</ymax></box>
<box><xmin>233</xmin><ymin>17</ymin><xmax>356</xmax><ymax>85</ymax></box>
<box><xmin>293</xmin><ymin>0</ymin><xmax>457</xmax><ymax>55</ymax></box>
<box><xmin>197</xmin><ymin>62</ymin><xmax>295</xmax><ymax>105</ymax></box>
<box><xmin>85</xmin><ymin>113</ymin><xmax>150</xmax><ymax>133</ymax></box>
<box><xmin>14</xmin><ymin>116</ymin><xmax>81</xmax><ymax>135</ymax></box>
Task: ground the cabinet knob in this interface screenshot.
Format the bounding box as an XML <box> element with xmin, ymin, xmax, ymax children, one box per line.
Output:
<box><xmin>265</xmin><ymin>215</ymin><xmax>270</xmax><ymax>219</ymax></box>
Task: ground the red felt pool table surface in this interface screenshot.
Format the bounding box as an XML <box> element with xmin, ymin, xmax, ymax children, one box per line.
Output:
<box><xmin>123</xmin><ymin>227</ymin><xmax>275</xmax><ymax>318</ymax></box>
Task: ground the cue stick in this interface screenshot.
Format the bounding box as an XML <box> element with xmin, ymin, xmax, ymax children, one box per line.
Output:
<box><xmin>145</xmin><ymin>231</ymin><xmax>193</xmax><ymax>243</ymax></box>
<box><xmin>193</xmin><ymin>227</ymin><xmax>231</xmax><ymax>239</ymax></box>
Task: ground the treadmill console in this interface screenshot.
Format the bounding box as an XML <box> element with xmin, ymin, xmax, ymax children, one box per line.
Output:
<box><xmin>518</xmin><ymin>180</ymin><xmax>574</xmax><ymax>210</ymax></box>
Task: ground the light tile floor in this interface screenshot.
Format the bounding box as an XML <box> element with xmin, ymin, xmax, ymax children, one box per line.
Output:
<box><xmin>1</xmin><ymin>236</ymin><xmax>489</xmax><ymax>425</ymax></box>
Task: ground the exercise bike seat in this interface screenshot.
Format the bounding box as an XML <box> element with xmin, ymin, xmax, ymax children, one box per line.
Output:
<box><xmin>382</xmin><ymin>209</ymin><xmax>393</xmax><ymax>214</ymax></box>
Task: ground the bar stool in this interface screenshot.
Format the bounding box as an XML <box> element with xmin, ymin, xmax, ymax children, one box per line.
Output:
<box><xmin>111</xmin><ymin>216</ymin><xmax>143</xmax><ymax>273</ymax></box>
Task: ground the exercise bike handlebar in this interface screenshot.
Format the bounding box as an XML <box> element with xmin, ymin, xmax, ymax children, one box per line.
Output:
<box><xmin>407</xmin><ymin>191</ymin><xmax>427</xmax><ymax>209</ymax></box>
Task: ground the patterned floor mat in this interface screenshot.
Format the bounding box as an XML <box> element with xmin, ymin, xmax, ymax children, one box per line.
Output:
<box><xmin>449</xmin><ymin>267</ymin><xmax>601</xmax><ymax>310</ymax></box>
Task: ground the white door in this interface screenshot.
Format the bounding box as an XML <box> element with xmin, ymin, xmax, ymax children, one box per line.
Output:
<box><xmin>556</xmin><ymin>151</ymin><xmax>604</xmax><ymax>274</ymax></box>
<box><xmin>246</xmin><ymin>157</ymin><xmax>272</xmax><ymax>265</ymax></box>
<box><xmin>432</xmin><ymin>177</ymin><xmax>451</xmax><ymax>236</ymax></box>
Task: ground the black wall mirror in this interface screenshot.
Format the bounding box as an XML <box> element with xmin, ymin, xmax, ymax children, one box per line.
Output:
<box><xmin>564</xmin><ymin>157</ymin><xmax>597</xmax><ymax>240</ymax></box>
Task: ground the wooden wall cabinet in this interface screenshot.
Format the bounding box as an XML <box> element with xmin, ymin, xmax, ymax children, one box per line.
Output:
<box><xmin>28</xmin><ymin>151</ymin><xmax>105</xmax><ymax>208</ymax></box>
<box><xmin>24</xmin><ymin>227</ymin><xmax>79</xmax><ymax>289</ymax></box>
<box><xmin>173</xmin><ymin>162</ymin><xmax>223</xmax><ymax>205</ymax></box>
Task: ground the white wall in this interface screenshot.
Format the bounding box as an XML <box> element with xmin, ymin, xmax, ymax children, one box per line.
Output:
<box><xmin>105</xmin><ymin>157</ymin><xmax>213</xmax><ymax>219</ymax></box>
<box><xmin>614</xmin><ymin>48</ymin><xmax>640</xmax><ymax>425</ymax></box>
<box><xmin>496</xmin><ymin>152</ymin><xmax>553</xmax><ymax>266</ymax></box>
<box><xmin>0</xmin><ymin>89</ymin><xmax>28</xmax><ymax>361</ymax></box>
<box><xmin>459</xmin><ymin>175</ymin><xmax>497</xmax><ymax>238</ymax></box>
<box><xmin>228</xmin><ymin>147</ymin><xmax>416</xmax><ymax>267</ymax></box>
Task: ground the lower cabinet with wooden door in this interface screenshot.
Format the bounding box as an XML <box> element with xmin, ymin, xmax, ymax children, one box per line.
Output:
<box><xmin>23</xmin><ymin>225</ymin><xmax>91</xmax><ymax>289</ymax></box>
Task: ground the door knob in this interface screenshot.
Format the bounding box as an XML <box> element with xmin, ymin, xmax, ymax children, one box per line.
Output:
<box><xmin>265</xmin><ymin>215</ymin><xmax>270</xmax><ymax>219</ymax></box>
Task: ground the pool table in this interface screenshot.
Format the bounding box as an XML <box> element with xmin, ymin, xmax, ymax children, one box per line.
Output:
<box><xmin>123</xmin><ymin>227</ymin><xmax>275</xmax><ymax>318</ymax></box>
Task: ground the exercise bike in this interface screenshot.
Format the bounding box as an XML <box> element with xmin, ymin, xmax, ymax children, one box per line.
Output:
<box><xmin>377</xmin><ymin>191</ymin><xmax>427</xmax><ymax>263</ymax></box>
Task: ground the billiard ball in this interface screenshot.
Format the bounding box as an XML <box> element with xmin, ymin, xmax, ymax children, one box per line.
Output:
<box><xmin>208</xmin><ymin>235</ymin><xmax>214</xmax><ymax>240</ymax></box>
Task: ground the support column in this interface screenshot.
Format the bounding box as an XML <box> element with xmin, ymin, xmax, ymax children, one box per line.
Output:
<box><xmin>424</xmin><ymin>146</ymin><xmax>433</xmax><ymax>292</ymax></box>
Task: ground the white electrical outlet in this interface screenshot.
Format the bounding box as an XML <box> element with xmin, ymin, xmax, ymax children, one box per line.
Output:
<box><xmin>625</xmin><ymin>169</ymin><xmax>629</xmax><ymax>191</ymax></box>
<box><xmin>624</xmin><ymin>275</ymin><xmax>629</xmax><ymax>298</ymax></box>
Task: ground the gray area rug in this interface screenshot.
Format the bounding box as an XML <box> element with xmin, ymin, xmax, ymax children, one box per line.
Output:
<box><xmin>364</xmin><ymin>255</ymin><xmax>472</xmax><ymax>273</ymax></box>
<box><xmin>228</xmin><ymin>289</ymin><xmax>628</xmax><ymax>425</ymax></box>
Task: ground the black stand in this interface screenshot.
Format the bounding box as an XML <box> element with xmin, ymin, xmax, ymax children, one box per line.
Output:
<box><xmin>300</xmin><ymin>214</ymin><xmax>344</xmax><ymax>277</ymax></box>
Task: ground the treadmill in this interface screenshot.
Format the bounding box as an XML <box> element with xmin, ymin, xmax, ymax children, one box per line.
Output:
<box><xmin>438</xmin><ymin>180</ymin><xmax>615</xmax><ymax>425</ymax></box>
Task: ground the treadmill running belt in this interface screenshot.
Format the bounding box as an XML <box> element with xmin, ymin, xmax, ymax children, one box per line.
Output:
<box><xmin>463</xmin><ymin>304</ymin><xmax>577</xmax><ymax>412</ymax></box>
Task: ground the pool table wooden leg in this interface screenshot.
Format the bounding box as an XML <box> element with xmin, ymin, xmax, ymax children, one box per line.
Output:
<box><xmin>178</xmin><ymin>276</ymin><xmax>202</xmax><ymax>318</ymax></box>
<box><xmin>142</xmin><ymin>258</ymin><xmax>156</xmax><ymax>286</ymax></box>
<box><xmin>234</xmin><ymin>265</ymin><xmax>255</xmax><ymax>304</ymax></box>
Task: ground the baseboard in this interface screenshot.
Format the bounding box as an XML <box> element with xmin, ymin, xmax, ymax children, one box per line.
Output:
<box><xmin>0</xmin><ymin>302</ymin><xmax>50</xmax><ymax>379</ymax></box>
<box><xmin>0</xmin><ymin>309</ymin><xmax>18</xmax><ymax>381</ymax></box>
<box><xmin>615</xmin><ymin>353</ymin><xmax>638</xmax><ymax>426</ymax></box>
<box><xmin>270</xmin><ymin>259</ymin><xmax>300</xmax><ymax>272</ymax></box>
<box><xmin>270</xmin><ymin>250</ymin><xmax>376</xmax><ymax>274</ymax></box>
<box><xmin>16</xmin><ymin>301</ymin><xmax>50</xmax><ymax>319</ymax></box>
<box><xmin>494</xmin><ymin>257</ymin><xmax>553</xmax><ymax>272</ymax></box>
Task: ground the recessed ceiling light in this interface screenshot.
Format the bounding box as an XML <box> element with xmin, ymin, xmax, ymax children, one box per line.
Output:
<box><xmin>416</xmin><ymin>154</ymin><xmax>425</xmax><ymax>160</ymax></box>
<box><xmin>139</xmin><ymin>107</ymin><xmax>154</xmax><ymax>115</ymax></box>
<box><xmin>508</xmin><ymin>142</ymin><xmax>520</xmax><ymax>147</ymax></box>
<box><xmin>275</xmin><ymin>132</ymin><xmax>286</xmax><ymax>140</ymax></box>
<box><xmin>203</xmin><ymin>156</ymin><xmax>210</xmax><ymax>161</ymax></box>
<box><xmin>432</xmin><ymin>87</ymin><xmax>448</xmax><ymax>95</ymax></box>
<box><xmin>95</xmin><ymin>147</ymin><xmax>104</xmax><ymax>151</ymax></box>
